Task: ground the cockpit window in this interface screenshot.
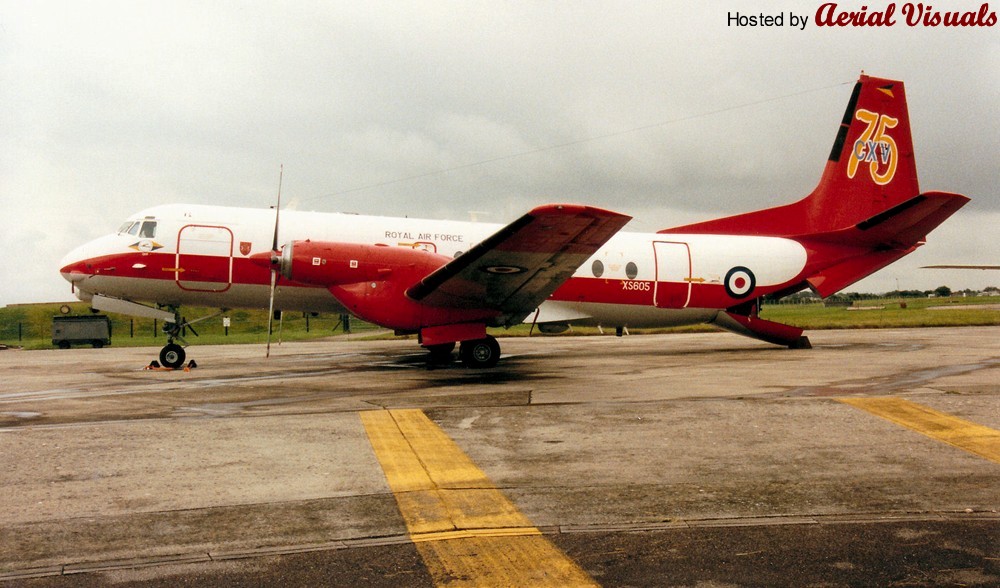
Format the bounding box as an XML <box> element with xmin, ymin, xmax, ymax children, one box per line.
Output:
<box><xmin>118</xmin><ymin>220</ymin><xmax>157</xmax><ymax>237</ymax></box>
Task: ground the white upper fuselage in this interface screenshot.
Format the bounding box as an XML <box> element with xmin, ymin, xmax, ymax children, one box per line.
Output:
<box><xmin>60</xmin><ymin>203</ymin><xmax>810</xmax><ymax>329</ymax></box>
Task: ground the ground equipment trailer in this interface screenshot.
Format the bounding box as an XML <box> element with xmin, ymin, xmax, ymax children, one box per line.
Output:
<box><xmin>52</xmin><ymin>315</ymin><xmax>112</xmax><ymax>349</ymax></box>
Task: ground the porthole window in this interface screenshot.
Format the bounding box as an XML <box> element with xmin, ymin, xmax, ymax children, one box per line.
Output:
<box><xmin>592</xmin><ymin>259</ymin><xmax>604</xmax><ymax>278</ymax></box>
<box><xmin>625</xmin><ymin>262</ymin><xmax>638</xmax><ymax>280</ymax></box>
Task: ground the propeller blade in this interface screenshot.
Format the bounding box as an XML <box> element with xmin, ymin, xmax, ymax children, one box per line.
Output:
<box><xmin>271</xmin><ymin>164</ymin><xmax>283</xmax><ymax>253</ymax></box>
<box><xmin>266</xmin><ymin>165</ymin><xmax>283</xmax><ymax>359</ymax></box>
<box><xmin>266</xmin><ymin>269</ymin><xmax>276</xmax><ymax>358</ymax></box>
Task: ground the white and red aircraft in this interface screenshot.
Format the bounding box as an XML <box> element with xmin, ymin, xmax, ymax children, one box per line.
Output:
<box><xmin>60</xmin><ymin>75</ymin><xmax>968</xmax><ymax>369</ymax></box>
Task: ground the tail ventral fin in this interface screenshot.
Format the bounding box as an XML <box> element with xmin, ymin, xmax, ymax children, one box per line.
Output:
<box><xmin>661</xmin><ymin>75</ymin><xmax>927</xmax><ymax>238</ymax></box>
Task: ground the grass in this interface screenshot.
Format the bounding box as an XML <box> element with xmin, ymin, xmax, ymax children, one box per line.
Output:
<box><xmin>760</xmin><ymin>296</ymin><xmax>1000</xmax><ymax>330</ymax></box>
<box><xmin>2</xmin><ymin>296</ymin><xmax>998</xmax><ymax>350</ymax></box>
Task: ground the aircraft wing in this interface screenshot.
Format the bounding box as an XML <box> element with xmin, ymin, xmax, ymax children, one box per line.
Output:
<box><xmin>406</xmin><ymin>204</ymin><xmax>630</xmax><ymax>326</ymax></box>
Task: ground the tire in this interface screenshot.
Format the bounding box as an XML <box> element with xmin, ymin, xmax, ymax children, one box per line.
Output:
<box><xmin>92</xmin><ymin>340</ymin><xmax>104</xmax><ymax>349</ymax></box>
<box><xmin>159</xmin><ymin>343</ymin><xmax>186</xmax><ymax>369</ymax></box>
<box><xmin>57</xmin><ymin>340</ymin><xmax>70</xmax><ymax>350</ymax></box>
<box><xmin>459</xmin><ymin>335</ymin><xmax>501</xmax><ymax>369</ymax></box>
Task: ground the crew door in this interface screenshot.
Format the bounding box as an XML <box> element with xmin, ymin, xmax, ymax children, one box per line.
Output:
<box><xmin>176</xmin><ymin>225</ymin><xmax>234</xmax><ymax>292</ymax></box>
<box><xmin>653</xmin><ymin>241</ymin><xmax>692</xmax><ymax>308</ymax></box>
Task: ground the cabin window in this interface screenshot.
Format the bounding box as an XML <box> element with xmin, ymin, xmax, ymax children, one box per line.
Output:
<box><xmin>139</xmin><ymin>221</ymin><xmax>157</xmax><ymax>238</ymax></box>
<box><xmin>127</xmin><ymin>222</ymin><xmax>141</xmax><ymax>236</ymax></box>
<box><xmin>118</xmin><ymin>221</ymin><xmax>135</xmax><ymax>234</ymax></box>
<box><xmin>625</xmin><ymin>262</ymin><xmax>638</xmax><ymax>280</ymax></box>
<box><xmin>592</xmin><ymin>259</ymin><xmax>604</xmax><ymax>278</ymax></box>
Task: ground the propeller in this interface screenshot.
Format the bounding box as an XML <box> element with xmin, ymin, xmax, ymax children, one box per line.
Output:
<box><xmin>266</xmin><ymin>165</ymin><xmax>283</xmax><ymax>358</ymax></box>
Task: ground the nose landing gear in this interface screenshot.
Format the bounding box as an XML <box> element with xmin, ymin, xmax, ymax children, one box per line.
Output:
<box><xmin>150</xmin><ymin>306</ymin><xmax>216</xmax><ymax>370</ymax></box>
<box><xmin>154</xmin><ymin>312</ymin><xmax>190</xmax><ymax>369</ymax></box>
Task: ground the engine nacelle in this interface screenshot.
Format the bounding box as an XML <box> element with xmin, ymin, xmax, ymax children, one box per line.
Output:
<box><xmin>278</xmin><ymin>240</ymin><xmax>451</xmax><ymax>287</ymax></box>
<box><xmin>253</xmin><ymin>240</ymin><xmax>498</xmax><ymax>332</ymax></box>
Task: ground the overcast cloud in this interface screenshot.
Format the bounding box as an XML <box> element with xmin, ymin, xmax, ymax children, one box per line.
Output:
<box><xmin>1</xmin><ymin>1</ymin><xmax>997</xmax><ymax>306</ymax></box>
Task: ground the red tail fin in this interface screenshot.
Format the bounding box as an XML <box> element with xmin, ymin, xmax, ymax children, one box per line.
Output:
<box><xmin>661</xmin><ymin>75</ymin><xmax>928</xmax><ymax>237</ymax></box>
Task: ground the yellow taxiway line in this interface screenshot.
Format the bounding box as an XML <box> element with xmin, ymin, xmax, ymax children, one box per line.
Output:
<box><xmin>838</xmin><ymin>397</ymin><xmax>1000</xmax><ymax>464</ymax></box>
<box><xmin>360</xmin><ymin>408</ymin><xmax>597</xmax><ymax>587</ymax></box>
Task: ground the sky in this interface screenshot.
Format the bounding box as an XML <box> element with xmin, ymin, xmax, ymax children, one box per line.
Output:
<box><xmin>1</xmin><ymin>1</ymin><xmax>997</xmax><ymax>306</ymax></box>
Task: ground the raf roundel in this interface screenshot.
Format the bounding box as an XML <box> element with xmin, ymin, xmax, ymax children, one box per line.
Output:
<box><xmin>724</xmin><ymin>266</ymin><xmax>756</xmax><ymax>299</ymax></box>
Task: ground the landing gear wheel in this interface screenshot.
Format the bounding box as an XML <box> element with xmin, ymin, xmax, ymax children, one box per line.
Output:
<box><xmin>425</xmin><ymin>342</ymin><xmax>456</xmax><ymax>365</ymax></box>
<box><xmin>460</xmin><ymin>335</ymin><xmax>501</xmax><ymax>369</ymax></box>
<box><xmin>159</xmin><ymin>343</ymin><xmax>186</xmax><ymax>369</ymax></box>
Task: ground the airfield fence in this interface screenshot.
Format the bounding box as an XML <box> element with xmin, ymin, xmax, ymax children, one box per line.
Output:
<box><xmin>0</xmin><ymin>302</ymin><xmax>379</xmax><ymax>348</ymax></box>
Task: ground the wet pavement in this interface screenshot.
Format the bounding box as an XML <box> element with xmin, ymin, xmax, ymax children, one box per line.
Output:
<box><xmin>1</xmin><ymin>327</ymin><xmax>998</xmax><ymax>586</ymax></box>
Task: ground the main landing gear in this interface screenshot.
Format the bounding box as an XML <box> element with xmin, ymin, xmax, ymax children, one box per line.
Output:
<box><xmin>423</xmin><ymin>335</ymin><xmax>502</xmax><ymax>369</ymax></box>
<box><xmin>460</xmin><ymin>335</ymin><xmax>501</xmax><ymax>369</ymax></box>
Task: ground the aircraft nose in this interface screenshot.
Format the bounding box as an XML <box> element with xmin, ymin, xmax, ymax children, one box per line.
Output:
<box><xmin>59</xmin><ymin>235</ymin><xmax>112</xmax><ymax>283</ymax></box>
<box><xmin>59</xmin><ymin>246</ymin><xmax>90</xmax><ymax>282</ymax></box>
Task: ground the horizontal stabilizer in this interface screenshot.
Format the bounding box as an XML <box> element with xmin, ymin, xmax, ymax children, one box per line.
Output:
<box><xmin>808</xmin><ymin>191</ymin><xmax>969</xmax><ymax>248</ymax></box>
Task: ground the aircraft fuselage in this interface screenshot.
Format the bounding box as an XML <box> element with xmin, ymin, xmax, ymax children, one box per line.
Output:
<box><xmin>60</xmin><ymin>203</ymin><xmax>809</xmax><ymax>330</ymax></box>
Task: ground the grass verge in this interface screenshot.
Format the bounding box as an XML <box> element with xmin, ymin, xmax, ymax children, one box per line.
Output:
<box><xmin>2</xmin><ymin>296</ymin><xmax>998</xmax><ymax>350</ymax></box>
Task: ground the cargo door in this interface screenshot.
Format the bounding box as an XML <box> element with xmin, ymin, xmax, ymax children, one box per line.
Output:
<box><xmin>176</xmin><ymin>225</ymin><xmax>234</xmax><ymax>292</ymax></box>
<box><xmin>653</xmin><ymin>241</ymin><xmax>691</xmax><ymax>308</ymax></box>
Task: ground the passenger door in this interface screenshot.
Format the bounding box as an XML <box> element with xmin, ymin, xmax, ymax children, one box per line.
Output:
<box><xmin>653</xmin><ymin>241</ymin><xmax>691</xmax><ymax>308</ymax></box>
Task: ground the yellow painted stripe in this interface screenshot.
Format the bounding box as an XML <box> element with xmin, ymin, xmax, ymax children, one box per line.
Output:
<box><xmin>361</xmin><ymin>409</ymin><xmax>597</xmax><ymax>587</ymax></box>
<box><xmin>839</xmin><ymin>397</ymin><xmax>1000</xmax><ymax>463</ymax></box>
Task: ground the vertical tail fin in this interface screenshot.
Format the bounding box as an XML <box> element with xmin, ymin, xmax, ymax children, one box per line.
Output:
<box><xmin>807</xmin><ymin>75</ymin><xmax>919</xmax><ymax>231</ymax></box>
<box><xmin>661</xmin><ymin>74</ymin><xmax>923</xmax><ymax>237</ymax></box>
